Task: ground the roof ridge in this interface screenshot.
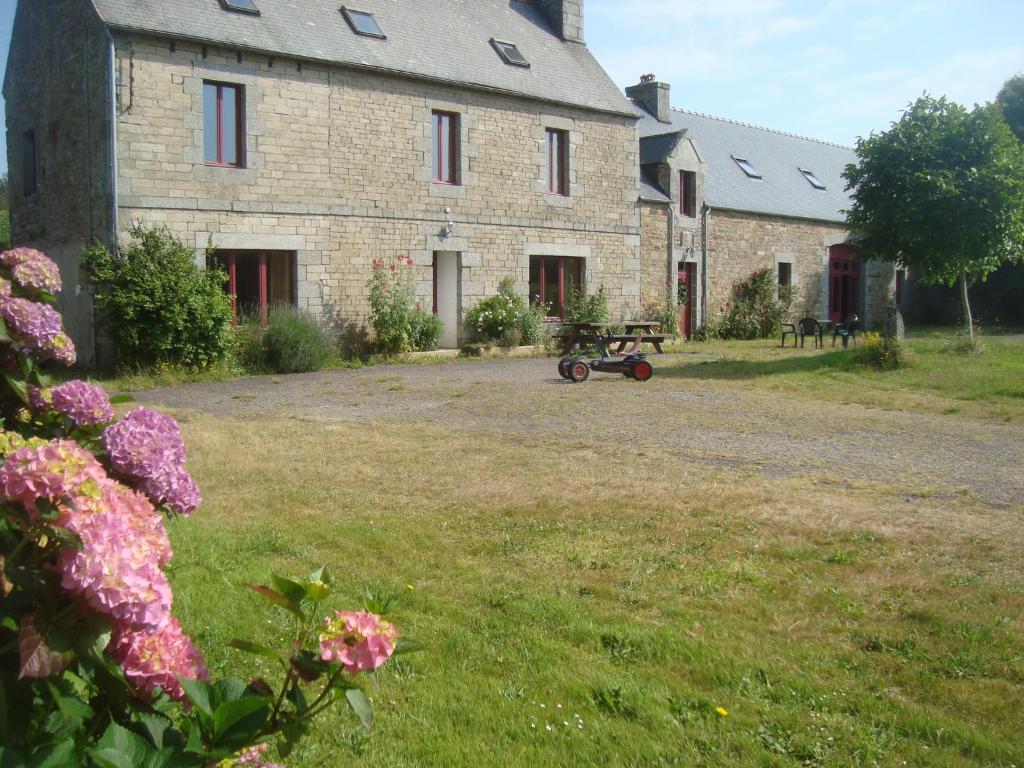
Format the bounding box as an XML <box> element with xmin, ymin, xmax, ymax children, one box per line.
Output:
<box><xmin>668</xmin><ymin>106</ymin><xmax>853</xmax><ymax>150</ymax></box>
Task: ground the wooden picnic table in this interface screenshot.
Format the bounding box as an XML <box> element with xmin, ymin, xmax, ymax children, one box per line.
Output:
<box><xmin>556</xmin><ymin>321</ymin><xmax>667</xmax><ymax>355</ymax></box>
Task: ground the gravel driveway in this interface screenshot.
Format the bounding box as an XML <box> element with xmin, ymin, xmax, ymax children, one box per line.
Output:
<box><xmin>137</xmin><ymin>354</ymin><xmax>1024</xmax><ymax>507</ymax></box>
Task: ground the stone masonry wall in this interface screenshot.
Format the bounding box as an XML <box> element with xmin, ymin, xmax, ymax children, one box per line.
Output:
<box><xmin>639</xmin><ymin>203</ymin><xmax>671</xmax><ymax>309</ymax></box>
<box><xmin>706</xmin><ymin>209</ymin><xmax>894</xmax><ymax>327</ymax></box>
<box><xmin>4</xmin><ymin>0</ymin><xmax>113</xmax><ymax>361</ymax></box>
<box><xmin>111</xmin><ymin>34</ymin><xmax>641</xmax><ymax>341</ymax></box>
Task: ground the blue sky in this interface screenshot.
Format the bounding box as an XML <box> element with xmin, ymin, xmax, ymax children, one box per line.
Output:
<box><xmin>0</xmin><ymin>0</ymin><xmax>1021</xmax><ymax>173</ymax></box>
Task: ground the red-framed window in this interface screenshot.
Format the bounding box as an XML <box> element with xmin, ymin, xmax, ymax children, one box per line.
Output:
<box><xmin>545</xmin><ymin>128</ymin><xmax>568</xmax><ymax>195</ymax></box>
<box><xmin>777</xmin><ymin>262</ymin><xmax>792</xmax><ymax>288</ymax></box>
<box><xmin>212</xmin><ymin>250</ymin><xmax>296</xmax><ymax>328</ymax></box>
<box><xmin>203</xmin><ymin>81</ymin><xmax>244</xmax><ymax>167</ymax></box>
<box><xmin>679</xmin><ymin>170</ymin><xmax>696</xmax><ymax>217</ymax></box>
<box><xmin>529</xmin><ymin>255</ymin><xmax>583</xmax><ymax>319</ymax></box>
<box><xmin>431</xmin><ymin>111</ymin><xmax>459</xmax><ymax>184</ymax></box>
<box><xmin>22</xmin><ymin>130</ymin><xmax>37</xmax><ymax>197</ymax></box>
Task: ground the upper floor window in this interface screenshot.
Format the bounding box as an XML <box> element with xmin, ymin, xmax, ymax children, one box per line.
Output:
<box><xmin>679</xmin><ymin>170</ymin><xmax>696</xmax><ymax>217</ymax></box>
<box><xmin>203</xmin><ymin>81</ymin><xmax>244</xmax><ymax>168</ymax></box>
<box><xmin>219</xmin><ymin>0</ymin><xmax>260</xmax><ymax>15</ymax></box>
<box><xmin>491</xmin><ymin>39</ymin><xmax>530</xmax><ymax>68</ymax></box>
<box><xmin>732</xmin><ymin>156</ymin><xmax>761</xmax><ymax>179</ymax></box>
<box><xmin>431</xmin><ymin>111</ymin><xmax>459</xmax><ymax>185</ymax></box>
<box><xmin>545</xmin><ymin>128</ymin><xmax>568</xmax><ymax>196</ymax></box>
<box><xmin>22</xmin><ymin>130</ymin><xmax>37</xmax><ymax>197</ymax></box>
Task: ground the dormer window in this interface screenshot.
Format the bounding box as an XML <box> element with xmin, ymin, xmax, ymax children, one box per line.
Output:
<box><xmin>341</xmin><ymin>7</ymin><xmax>385</xmax><ymax>38</ymax></box>
<box><xmin>219</xmin><ymin>0</ymin><xmax>260</xmax><ymax>15</ymax></box>
<box><xmin>732</xmin><ymin>157</ymin><xmax>761</xmax><ymax>179</ymax></box>
<box><xmin>800</xmin><ymin>168</ymin><xmax>826</xmax><ymax>190</ymax></box>
<box><xmin>491</xmin><ymin>39</ymin><xmax>530</xmax><ymax>68</ymax></box>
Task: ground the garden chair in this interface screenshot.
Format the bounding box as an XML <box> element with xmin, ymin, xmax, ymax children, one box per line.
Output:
<box><xmin>798</xmin><ymin>317</ymin><xmax>824</xmax><ymax>349</ymax></box>
<box><xmin>780</xmin><ymin>321</ymin><xmax>799</xmax><ymax>347</ymax></box>
<box><xmin>831</xmin><ymin>315</ymin><xmax>860</xmax><ymax>348</ymax></box>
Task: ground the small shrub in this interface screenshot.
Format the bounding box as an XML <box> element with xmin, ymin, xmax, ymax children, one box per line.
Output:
<box><xmin>84</xmin><ymin>225</ymin><xmax>233</xmax><ymax>369</ymax></box>
<box><xmin>854</xmin><ymin>331</ymin><xmax>909</xmax><ymax>370</ymax></box>
<box><xmin>499</xmin><ymin>327</ymin><xmax>523</xmax><ymax>349</ymax></box>
<box><xmin>704</xmin><ymin>268</ymin><xmax>793</xmax><ymax>340</ymax></box>
<box><xmin>566</xmin><ymin>282</ymin><xmax>609</xmax><ymax>324</ymax></box>
<box><xmin>262</xmin><ymin>305</ymin><xmax>332</xmax><ymax>373</ymax></box>
<box><xmin>944</xmin><ymin>328</ymin><xmax>986</xmax><ymax>356</ymax></box>
<box><xmin>520</xmin><ymin>301</ymin><xmax>550</xmax><ymax>346</ymax></box>
<box><xmin>230</xmin><ymin>314</ymin><xmax>270</xmax><ymax>374</ymax></box>
<box><xmin>408</xmin><ymin>308</ymin><xmax>443</xmax><ymax>351</ymax></box>
<box><xmin>641</xmin><ymin>283</ymin><xmax>681</xmax><ymax>339</ymax></box>
<box><xmin>465</xmin><ymin>278</ymin><xmax>527</xmax><ymax>342</ymax></box>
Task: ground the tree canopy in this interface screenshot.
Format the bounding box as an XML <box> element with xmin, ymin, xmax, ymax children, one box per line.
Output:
<box><xmin>843</xmin><ymin>94</ymin><xmax>1024</xmax><ymax>335</ymax></box>
<box><xmin>997</xmin><ymin>73</ymin><xmax>1024</xmax><ymax>143</ymax></box>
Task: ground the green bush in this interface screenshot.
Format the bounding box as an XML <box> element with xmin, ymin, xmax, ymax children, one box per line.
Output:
<box><xmin>854</xmin><ymin>331</ymin><xmax>909</xmax><ymax>370</ymax></box>
<box><xmin>465</xmin><ymin>278</ymin><xmax>527</xmax><ymax>342</ymax></box>
<box><xmin>701</xmin><ymin>268</ymin><xmax>793</xmax><ymax>340</ymax></box>
<box><xmin>408</xmin><ymin>308</ymin><xmax>443</xmax><ymax>351</ymax></box>
<box><xmin>262</xmin><ymin>305</ymin><xmax>333</xmax><ymax>373</ymax></box>
<box><xmin>229</xmin><ymin>315</ymin><xmax>271</xmax><ymax>374</ymax></box>
<box><xmin>566</xmin><ymin>282</ymin><xmax>609</xmax><ymax>324</ymax></box>
<box><xmin>84</xmin><ymin>225</ymin><xmax>233</xmax><ymax>369</ymax></box>
<box><xmin>641</xmin><ymin>284</ymin><xmax>681</xmax><ymax>339</ymax></box>
<box><xmin>520</xmin><ymin>302</ymin><xmax>550</xmax><ymax>346</ymax></box>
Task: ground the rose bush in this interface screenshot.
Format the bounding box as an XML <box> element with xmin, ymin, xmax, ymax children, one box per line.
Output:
<box><xmin>0</xmin><ymin>248</ymin><xmax>412</xmax><ymax>766</ymax></box>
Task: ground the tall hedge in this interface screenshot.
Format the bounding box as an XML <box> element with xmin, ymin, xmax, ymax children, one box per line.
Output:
<box><xmin>84</xmin><ymin>225</ymin><xmax>233</xmax><ymax>369</ymax></box>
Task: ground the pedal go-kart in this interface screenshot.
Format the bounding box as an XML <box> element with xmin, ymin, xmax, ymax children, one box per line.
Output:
<box><xmin>558</xmin><ymin>333</ymin><xmax>653</xmax><ymax>383</ymax></box>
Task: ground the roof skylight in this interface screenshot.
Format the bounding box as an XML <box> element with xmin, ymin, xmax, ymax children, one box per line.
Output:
<box><xmin>799</xmin><ymin>168</ymin><xmax>826</xmax><ymax>190</ymax></box>
<box><xmin>220</xmin><ymin>0</ymin><xmax>260</xmax><ymax>14</ymax></box>
<box><xmin>732</xmin><ymin>156</ymin><xmax>762</xmax><ymax>179</ymax></box>
<box><xmin>491</xmin><ymin>39</ymin><xmax>530</xmax><ymax>68</ymax></box>
<box><xmin>341</xmin><ymin>7</ymin><xmax>386</xmax><ymax>38</ymax></box>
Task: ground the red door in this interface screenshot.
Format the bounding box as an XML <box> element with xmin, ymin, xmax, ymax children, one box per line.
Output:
<box><xmin>677</xmin><ymin>262</ymin><xmax>694</xmax><ymax>339</ymax></box>
<box><xmin>828</xmin><ymin>245</ymin><xmax>860</xmax><ymax>323</ymax></box>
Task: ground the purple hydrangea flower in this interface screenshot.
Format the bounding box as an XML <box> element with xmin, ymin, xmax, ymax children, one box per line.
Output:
<box><xmin>51</xmin><ymin>380</ymin><xmax>114</xmax><ymax>426</ymax></box>
<box><xmin>11</xmin><ymin>255</ymin><xmax>63</xmax><ymax>294</ymax></box>
<box><xmin>28</xmin><ymin>386</ymin><xmax>53</xmax><ymax>412</ymax></box>
<box><xmin>0</xmin><ymin>247</ymin><xmax>48</xmax><ymax>268</ymax></box>
<box><xmin>141</xmin><ymin>465</ymin><xmax>201</xmax><ymax>517</ymax></box>
<box><xmin>0</xmin><ymin>277</ymin><xmax>11</xmax><ymax>299</ymax></box>
<box><xmin>103</xmin><ymin>407</ymin><xmax>186</xmax><ymax>479</ymax></box>
<box><xmin>0</xmin><ymin>298</ymin><xmax>63</xmax><ymax>351</ymax></box>
<box><xmin>43</xmin><ymin>332</ymin><xmax>77</xmax><ymax>367</ymax></box>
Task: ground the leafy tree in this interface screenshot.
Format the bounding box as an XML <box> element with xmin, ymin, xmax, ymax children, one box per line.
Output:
<box><xmin>997</xmin><ymin>73</ymin><xmax>1024</xmax><ymax>143</ymax></box>
<box><xmin>843</xmin><ymin>94</ymin><xmax>1024</xmax><ymax>341</ymax></box>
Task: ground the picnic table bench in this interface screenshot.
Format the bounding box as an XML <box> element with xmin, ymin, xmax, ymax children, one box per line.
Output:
<box><xmin>555</xmin><ymin>321</ymin><xmax>667</xmax><ymax>355</ymax></box>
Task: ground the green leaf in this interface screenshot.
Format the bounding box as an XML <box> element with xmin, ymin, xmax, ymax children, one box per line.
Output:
<box><xmin>345</xmin><ymin>688</ymin><xmax>373</xmax><ymax>731</ymax></box>
<box><xmin>270</xmin><ymin>575</ymin><xmax>307</xmax><ymax>608</ymax></box>
<box><xmin>3</xmin><ymin>374</ymin><xmax>29</xmax><ymax>407</ymax></box>
<box><xmin>211</xmin><ymin>696</ymin><xmax>270</xmax><ymax>743</ymax></box>
<box><xmin>28</xmin><ymin>738</ymin><xmax>78</xmax><ymax>768</ymax></box>
<box><xmin>0</xmin><ymin>747</ymin><xmax>26</xmax><ymax>768</ymax></box>
<box><xmin>108</xmin><ymin>394</ymin><xmax>136</xmax><ymax>405</ymax></box>
<box><xmin>178</xmin><ymin>678</ymin><xmax>214</xmax><ymax>720</ymax></box>
<box><xmin>246</xmin><ymin>585</ymin><xmax>304</xmax><ymax>620</ymax></box>
<box><xmin>212</xmin><ymin>679</ymin><xmax>248</xmax><ymax>706</ymax></box>
<box><xmin>227</xmin><ymin>639</ymin><xmax>281</xmax><ymax>663</ymax></box>
<box><xmin>393</xmin><ymin>637</ymin><xmax>423</xmax><ymax>656</ymax></box>
<box><xmin>95</xmin><ymin>722</ymin><xmax>155</xmax><ymax>766</ymax></box>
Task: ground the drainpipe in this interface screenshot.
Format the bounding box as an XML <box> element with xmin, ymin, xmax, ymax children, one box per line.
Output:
<box><xmin>700</xmin><ymin>204</ymin><xmax>711</xmax><ymax>326</ymax></box>
<box><xmin>106</xmin><ymin>29</ymin><xmax>119</xmax><ymax>249</ymax></box>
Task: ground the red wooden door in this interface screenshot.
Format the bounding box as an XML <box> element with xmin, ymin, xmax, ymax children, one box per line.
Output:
<box><xmin>828</xmin><ymin>245</ymin><xmax>860</xmax><ymax>323</ymax></box>
<box><xmin>677</xmin><ymin>262</ymin><xmax>694</xmax><ymax>339</ymax></box>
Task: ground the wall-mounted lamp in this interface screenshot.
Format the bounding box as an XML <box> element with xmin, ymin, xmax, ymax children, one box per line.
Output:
<box><xmin>442</xmin><ymin>207</ymin><xmax>454</xmax><ymax>239</ymax></box>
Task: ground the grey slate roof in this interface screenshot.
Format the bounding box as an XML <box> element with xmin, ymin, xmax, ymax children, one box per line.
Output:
<box><xmin>635</xmin><ymin>106</ymin><xmax>856</xmax><ymax>223</ymax></box>
<box><xmin>639</xmin><ymin>168</ymin><xmax>670</xmax><ymax>204</ymax></box>
<box><xmin>89</xmin><ymin>0</ymin><xmax>636</xmax><ymax>116</ymax></box>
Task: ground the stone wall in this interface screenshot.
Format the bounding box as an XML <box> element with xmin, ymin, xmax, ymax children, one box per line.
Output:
<box><xmin>111</xmin><ymin>34</ymin><xmax>641</xmax><ymax>340</ymax></box>
<box><xmin>704</xmin><ymin>209</ymin><xmax>894</xmax><ymax>327</ymax></box>
<box><xmin>4</xmin><ymin>0</ymin><xmax>113</xmax><ymax>361</ymax></box>
<box><xmin>639</xmin><ymin>203</ymin><xmax>671</xmax><ymax>309</ymax></box>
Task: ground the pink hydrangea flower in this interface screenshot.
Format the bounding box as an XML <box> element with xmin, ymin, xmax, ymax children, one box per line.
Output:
<box><xmin>0</xmin><ymin>298</ymin><xmax>63</xmax><ymax>351</ymax></box>
<box><xmin>0</xmin><ymin>440</ymin><xmax>106</xmax><ymax>517</ymax></box>
<box><xmin>43</xmin><ymin>331</ymin><xmax>77</xmax><ymax>367</ymax></box>
<box><xmin>28</xmin><ymin>385</ymin><xmax>53</xmax><ymax>412</ymax></box>
<box><xmin>108</xmin><ymin>617</ymin><xmax>208</xmax><ymax>701</ymax></box>
<box><xmin>0</xmin><ymin>247</ymin><xmax>49</xmax><ymax>268</ymax></box>
<box><xmin>50</xmin><ymin>380</ymin><xmax>114</xmax><ymax>426</ymax></box>
<box><xmin>0</xmin><ymin>277</ymin><xmax>11</xmax><ymax>299</ymax></box>
<box><xmin>234</xmin><ymin>743</ymin><xmax>284</xmax><ymax>767</ymax></box>
<box><xmin>10</xmin><ymin>252</ymin><xmax>62</xmax><ymax>294</ymax></box>
<box><xmin>141</xmin><ymin>464</ymin><xmax>201</xmax><ymax>516</ymax></box>
<box><xmin>319</xmin><ymin>610</ymin><xmax>398</xmax><ymax>674</ymax></box>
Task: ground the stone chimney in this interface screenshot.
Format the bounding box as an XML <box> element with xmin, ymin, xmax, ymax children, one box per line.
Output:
<box><xmin>626</xmin><ymin>74</ymin><xmax>672</xmax><ymax>123</ymax></box>
<box><xmin>536</xmin><ymin>0</ymin><xmax>584</xmax><ymax>44</ymax></box>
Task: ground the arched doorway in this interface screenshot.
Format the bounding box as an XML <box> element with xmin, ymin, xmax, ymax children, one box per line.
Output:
<box><xmin>828</xmin><ymin>245</ymin><xmax>860</xmax><ymax>323</ymax></box>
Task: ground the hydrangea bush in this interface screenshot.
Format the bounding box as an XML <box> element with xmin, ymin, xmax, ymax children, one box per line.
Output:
<box><xmin>0</xmin><ymin>249</ymin><xmax>411</xmax><ymax>766</ymax></box>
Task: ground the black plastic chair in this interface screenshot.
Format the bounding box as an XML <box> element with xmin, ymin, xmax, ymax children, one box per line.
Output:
<box><xmin>780</xmin><ymin>321</ymin><xmax>799</xmax><ymax>348</ymax></box>
<box><xmin>831</xmin><ymin>315</ymin><xmax>860</xmax><ymax>348</ymax></box>
<box><xmin>798</xmin><ymin>317</ymin><xmax>824</xmax><ymax>349</ymax></box>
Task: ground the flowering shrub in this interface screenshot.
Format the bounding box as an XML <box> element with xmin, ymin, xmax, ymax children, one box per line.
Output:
<box><xmin>565</xmin><ymin>282</ymin><xmax>609</xmax><ymax>325</ymax></box>
<box><xmin>367</xmin><ymin>255</ymin><xmax>440</xmax><ymax>354</ymax></box>
<box><xmin>465</xmin><ymin>277</ymin><xmax>550</xmax><ymax>346</ymax></box>
<box><xmin>854</xmin><ymin>331</ymin><xmax>909</xmax><ymax>370</ymax></box>
<box><xmin>700</xmin><ymin>268</ymin><xmax>793</xmax><ymax>340</ymax></box>
<box><xmin>0</xmin><ymin>248</ymin><xmax>411</xmax><ymax>766</ymax></box>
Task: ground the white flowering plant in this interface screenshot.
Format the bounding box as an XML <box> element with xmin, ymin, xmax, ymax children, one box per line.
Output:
<box><xmin>0</xmin><ymin>249</ymin><xmax>414</xmax><ymax>766</ymax></box>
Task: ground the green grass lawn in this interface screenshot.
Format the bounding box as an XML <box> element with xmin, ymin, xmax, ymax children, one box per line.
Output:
<box><xmin>160</xmin><ymin>328</ymin><xmax>1024</xmax><ymax>767</ymax></box>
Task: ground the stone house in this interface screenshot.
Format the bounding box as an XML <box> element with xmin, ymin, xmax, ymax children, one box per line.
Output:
<box><xmin>627</xmin><ymin>77</ymin><xmax>897</xmax><ymax>337</ymax></box>
<box><xmin>4</xmin><ymin>0</ymin><xmax>641</xmax><ymax>363</ymax></box>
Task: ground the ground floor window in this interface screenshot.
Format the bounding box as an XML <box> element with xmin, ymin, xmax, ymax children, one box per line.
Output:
<box><xmin>529</xmin><ymin>256</ymin><xmax>584</xmax><ymax>319</ymax></box>
<box><xmin>211</xmin><ymin>250</ymin><xmax>296</xmax><ymax>326</ymax></box>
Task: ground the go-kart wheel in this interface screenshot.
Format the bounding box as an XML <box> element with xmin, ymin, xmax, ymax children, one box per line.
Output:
<box><xmin>632</xmin><ymin>360</ymin><xmax>653</xmax><ymax>382</ymax></box>
<box><xmin>568</xmin><ymin>360</ymin><xmax>590</xmax><ymax>383</ymax></box>
<box><xmin>558</xmin><ymin>356</ymin><xmax>574</xmax><ymax>379</ymax></box>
